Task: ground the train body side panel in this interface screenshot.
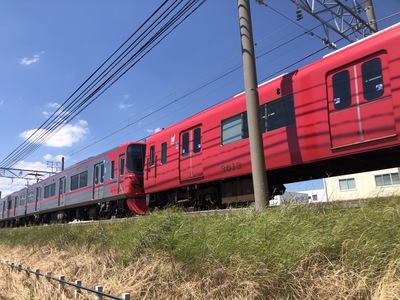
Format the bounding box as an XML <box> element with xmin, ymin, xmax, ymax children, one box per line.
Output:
<box><xmin>144</xmin><ymin>23</ymin><xmax>400</xmax><ymax>195</ymax></box>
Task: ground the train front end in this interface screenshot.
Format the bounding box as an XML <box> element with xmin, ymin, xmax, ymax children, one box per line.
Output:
<box><xmin>123</xmin><ymin>143</ymin><xmax>147</xmax><ymax>214</ymax></box>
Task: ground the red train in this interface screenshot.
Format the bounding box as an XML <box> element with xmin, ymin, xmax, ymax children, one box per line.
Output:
<box><xmin>143</xmin><ymin>22</ymin><xmax>400</xmax><ymax>209</ymax></box>
<box><xmin>1</xmin><ymin>22</ymin><xmax>400</xmax><ymax>226</ymax></box>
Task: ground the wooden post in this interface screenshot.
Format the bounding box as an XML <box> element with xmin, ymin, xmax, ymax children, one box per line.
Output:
<box><xmin>122</xmin><ymin>293</ymin><xmax>131</xmax><ymax>300</ymax></box>
<box><xmin>74</xmin><ymin>280</ymin><xmax>82</xmax><ymax>299</ymax></box>
<box><xmin>96</xmin><ymin>286</ymin><xmax>103</xmax><ymax>300</ymax></box>
<box><xmin>58</xmin><ymin>275</ymin><xmax>65</xmax><ymax>290</ymax></box>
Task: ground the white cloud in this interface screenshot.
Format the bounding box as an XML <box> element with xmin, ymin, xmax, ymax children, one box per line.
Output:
<box><xmin>20</xmin><ymin>51</ymin><xmax>45</xmax><ymax>66</ymax></box>
<box><xmin>47</xmin><ymin>102</ymin><xmax>61</xmax><ymax>109</ymax></box>
<box><xmin>19</xmin><ymin>120</ymin><xmax>89</xmax><ymax>148</ymax></box>
<box><xmin>0</xmin><ymin>160</ymin><xmax>56</xmax><ymax>197</ymax></box>
<box><xmin>43</xmin><ymin>154</ymin><xmax>66</xmax><ymax>162</ymax></box>
<box><xmin>14</xmin><ymin>160</ymin><xmax>48</xmax><ymax>171</ymax></box>
<box><xmin>146</xmin><ymin>127</ymin><xmax>162</xmax><ymax>134</ymax></box>
<box><xmin>118</xmin><ymin>102</ymin><xmax>133</xmax><ymax>110</ymax></box>
<box><xmin>42</xmin><ymin>102</ymin><xmax>62</xmax><ymax>118</ymax></box>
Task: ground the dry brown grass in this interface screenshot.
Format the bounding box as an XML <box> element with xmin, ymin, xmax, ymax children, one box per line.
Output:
<box><xmin>1</xmin><ymin>244</ymin><xmax>400</xmax><ymax>300</ymax></box>
<box><xmin>0</xmin><ymin>244</ymin><xmax>267</xmax><ymax>300</ymax></box>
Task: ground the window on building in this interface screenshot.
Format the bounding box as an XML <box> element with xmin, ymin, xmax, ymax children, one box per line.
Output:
<box><xmin>161</xmin><ymin>142</ymin><xmax>167</xmax><ymax>164</ymax></box>
<box><xmin>375</xmin><ymin>173</ymin><xmax>400</xmax><ymax>187</ymax></box>
<box><xmin>332</xmin><ymin>70</ymin><xmax>352</xmax><ymax>110</ymax></box>
<box><xmin>339</xmin><ymin>178</ymin><xmax>356</xmax><ymax>191</ymax></box>
<box><xmin>362</xmin><ymin>58</ymin><xmax>384</xmax><ymax>100</ymax></box>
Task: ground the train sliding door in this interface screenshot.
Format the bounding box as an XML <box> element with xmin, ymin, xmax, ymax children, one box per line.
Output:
<box><xmin>327</xmin><ymin>53</ymin><xmax>395</xmax><ymax>148</ymax></box>
<box><xmin>118</xmin><ymin>154</ymin><xmax>125</xmax><ymax>194</ymax></box>
<box><xmin>179</xmin><ymin>126</ymin><xmax>203</xmax><ymax>181</ymax></box>
<box><xmin>93</xmin><ymin>162</ymin><xmax>105</xmax><ymax>200</ymax></box>
<box><xmin>58</xmin><ymin>176</ymin><xmax>66</xmax><ymax>207</ymax></box>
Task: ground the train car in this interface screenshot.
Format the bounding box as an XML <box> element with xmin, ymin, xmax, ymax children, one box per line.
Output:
<box><xmin>143</xmin><ymin>23</ymin><xmax>400</xmax><ymax>209</ymax></box>
<box><xmin>0</xmin><ymin>142</ymin><xmax>146</xmax><ymax>227</ymax></box>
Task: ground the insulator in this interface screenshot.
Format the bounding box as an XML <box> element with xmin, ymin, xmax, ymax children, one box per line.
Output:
<box><xmin>296</xmin><ymin>8</ymin><xmax>303</xmax><ymax>21</ymax></box>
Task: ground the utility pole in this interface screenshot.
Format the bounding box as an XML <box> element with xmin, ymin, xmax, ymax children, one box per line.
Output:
<box><xmin>238</xmin><ymin>0</ymin><xmax>268</xmax><ymax>210</ymax></box>
<box><xmin>364</xmin><ymin>0</ymin><xmax>378</xmax><ymax>32</ymax></box>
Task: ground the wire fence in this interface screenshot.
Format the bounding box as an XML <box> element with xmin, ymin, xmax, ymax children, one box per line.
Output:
<box><xmin>0</xmin><ymin>260</ymin><xmax>131</xmax><ymax>300</ymax></box>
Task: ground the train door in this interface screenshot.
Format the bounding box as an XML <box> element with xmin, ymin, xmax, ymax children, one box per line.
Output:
<box><xmin>179</xmin><ymin>126</ymin><xmax>203</xmax><ymax>181</ymax></box>
<box><xmin>6</xmin><ymin>197</ymin><xmax>11</xmax><ymax>218</ymax></box>
<box><xmin>118</xmin><ymin>154</ymin><xmax>125</xmax><ymax>194</ymax></box>
<box><xmin>93</xmin><ymin>162</ymin><xmax>105</xmax><ymax>200</ymax></box>
<box><xmin>58</xmin><ymin>177</ymin><xmax>66</xmax><ymax>207</ymax></box>
<box><xmin>327</xmin><ymin>53</ymin><xmax>396</xmax><ymax>148</ymax></box>
<box><xmin>146</xmin><ymin>144</ymin><xmax>157</xmax><ymax>187</ymax></box>
<box><xmin>13</xmin><ymin>196</ymin><xmax>18</xmax><ymax>217</ymax></box>
<box><xmin>35</xmin><ymin>187</ymin><xmax>41</xmax><ymax>212</ymax></box>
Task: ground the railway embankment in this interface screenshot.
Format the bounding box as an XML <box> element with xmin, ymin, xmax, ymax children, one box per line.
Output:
<box><xmin>0</xmin><ymin>197</ymin><xmax>399</xmax><ymax>299</ymax></box>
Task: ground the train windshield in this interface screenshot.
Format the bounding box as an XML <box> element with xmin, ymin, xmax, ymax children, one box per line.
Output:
<box><xmin>126</xmin><ymin>144</ymin><xmax>146</xmax><ymax>173</ymax></box>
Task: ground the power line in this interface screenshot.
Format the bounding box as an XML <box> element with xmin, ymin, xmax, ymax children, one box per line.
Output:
<box><xmin>0</xmin><ymin>0</ymin><xmax>206</xmax><ymax>169</ymax></box>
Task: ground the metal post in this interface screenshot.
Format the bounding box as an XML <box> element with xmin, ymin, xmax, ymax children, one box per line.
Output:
<box><xmin>238</xmin><ymin>0</ymin><xmax>269</xmax><ymax>210</ymax></box>
<box><xmin>364</xmin><ymin>0</ymin><xmax>378</xmax><ymax>32</ymax></box>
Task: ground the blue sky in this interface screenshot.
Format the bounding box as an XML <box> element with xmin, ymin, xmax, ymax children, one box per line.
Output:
<box><xmin>1</xmin><ymin>1</ymin><xmax>399</xmax><ymax>195</ymax></box>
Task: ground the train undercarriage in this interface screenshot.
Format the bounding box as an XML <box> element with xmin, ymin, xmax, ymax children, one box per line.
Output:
<box><xmin>0</xmin><ymin>199</ymin><xmax>133</xmax><ymax>228</ymax></box>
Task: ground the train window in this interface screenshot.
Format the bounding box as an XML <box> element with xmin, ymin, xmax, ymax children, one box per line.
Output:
<box><xmin>59</xmin><ymin>177</ymin><xmax>66</xmax><ymax>194</ymax></box>
<box><xmin>375</xmin><ymin>173</ymin><xmax>400</xmax><ymax>187</ymax></box>
<box><xmin>362</xmin><ymin>58</ymin><xmax>384</xmax><ymax>100</ymax></box>
<box><xmin>100</xmin><ymin>163</ymin><xmax>105</xmax><ymax>182</ymax></box>
<box><xmin>265</xmin><ymin>94</ymin><xmax>295</xmax><ymax>131</ymax></box>
<box><xmin>242</xmin><ymin>112</ymin><xmax>249</xmax><ymax>139</ymax></box>
<box><xmin>127</xmin><ymin>144</ymin><xmax>145</xmax><ymax>172</ymax></box>
<box><xmin>161</xmin><ymin>142</ymin><xmax>167</xmax><ymax>164</ymax></box>
<box><xmin>71</xmin><ymin>171</ymin><xmax>88</xmax><ymax>191</ymax></box>
<box><xmin>260</xmin><ymin>105</ymin><xmax>266</xmax><ymax>133</ymax></box>
<box><xmin>221</xmin><ymin>113</ymin><xmax>248</xmax><ymax>145</ymax></box>
<box><xmin>94</xmin><ymin>163</ymin><xmax>104</xmax><ymax>184</ymax></box>
<box><xmin>27</xmin><ymin>191</ymin><xmax>35</xmax><ymax>203</ymax></box>
<box><xmin>149</xmin><ymin>146</ymin><xmax>155</xmax><ymax>166</ymax></box>
<box><xmin>44</xmin><ymin>183</ymin><xmax>56</xmax><ymax>198</ymax></box>
<box><xmin>19</xmin><ymin>194</ymin><xmax>26</xmax><ymax>206</ymax></box>
<box><xmin>332</xmin><ymin>70</ymin><xmax>351</xmax><ymax>109</ymax></box>
<box><xmin>120</xmin><ymin>157</ymin><xmax>125</xmax><ymax>175</ymax></box>
<box><xmin>111</xmin><ymin>161</ymin><xmax>115</xmax><ymax>179</ymax></box>
<box><xmin>339</xmin><ymin>178</ymin><xmax>356</xmax><ymax>191</ymax></box>
<box><xmin>193</xmin><ymin>128</ymin><xmax>201</xmax><ymax>153</ymax></box>
<box><xmin>94</xmin><ymin>165</ymin><xmax>99</xmax><ymax>185</ymax></box>
<box><xmin>182</xmin><ymin>132</ymin><xmax>189</xmax><ymax>156</ymax></box>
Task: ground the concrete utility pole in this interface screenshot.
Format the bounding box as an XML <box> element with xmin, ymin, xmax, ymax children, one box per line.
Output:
<box><xmin>238</xmin><ymin>0</ymin><xmax>268</xmax><ymax>210</ymax></box>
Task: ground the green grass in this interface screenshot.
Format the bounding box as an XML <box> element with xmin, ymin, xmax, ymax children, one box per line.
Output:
<box><xmin>1</xmin><ymin>197</ymin><xmax>400</xmax><ymax>298</ymax></box>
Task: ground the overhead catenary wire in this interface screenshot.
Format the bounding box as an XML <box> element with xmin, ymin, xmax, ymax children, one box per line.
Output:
<box><xmin>0</xmin><ymin>0</ymin><xmax>206</xmax><ymax>169</ymax></box>
<box><xmin>66</xmin><ymin>5</ymin><xmax>342</xmax><ymax>157</ymax></box>
<box><xmin>64</xmin><ymin>3</ymin><xmax>342</xmax><ymax>159</ymax></box>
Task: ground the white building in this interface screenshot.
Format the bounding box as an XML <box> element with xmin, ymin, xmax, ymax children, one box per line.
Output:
<box><xmin>323</xmin><ymin>167</ymin><xmax>400</xmax><ymax>201</ymax></box>
<box><xmin>285</xmin><ymin>167</ymin><xmax>400</xmax><ymax>203</ymax></box>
